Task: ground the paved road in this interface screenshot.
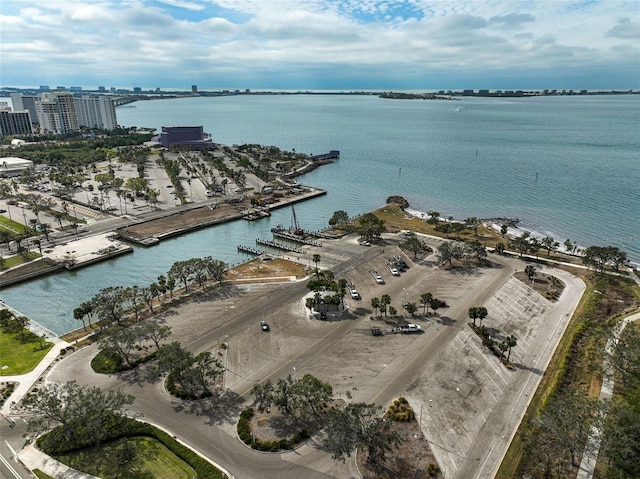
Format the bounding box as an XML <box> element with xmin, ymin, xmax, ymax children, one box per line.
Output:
<box><xmin>7</xmin><ymin>232</ymin><xmax>588</xmax><ymax>478</ymax></box>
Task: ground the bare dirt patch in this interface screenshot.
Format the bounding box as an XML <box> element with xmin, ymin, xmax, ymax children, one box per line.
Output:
<box><xmin>120</xmin><ymin>202</ymin><xmax>248</xmax><ymax>240</ymax></box>
<box><xmin>357</xmin><ymin>419</ymin><xmax>442</xmax><ymax>479</ymax></box>
<box><xmin>514</xmin><ymin>271</ymin><xmax>565</xmax><ymax>301</ymax></box>
<box><xmin>226</xmin><ymin>257</ymin><xmax>307</xmax><ymax>280</ymax></box>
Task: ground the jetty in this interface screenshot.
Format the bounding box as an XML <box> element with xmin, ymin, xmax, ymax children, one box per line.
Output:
<box><xmin>256</xmin><ymin>238</ymin><xmax>306</xmax><ymax>254</ymax></box>
<box><xmin>307</xmin><ymin>150</ymin><xmax>340</xmax><ymax>160</ymax></box>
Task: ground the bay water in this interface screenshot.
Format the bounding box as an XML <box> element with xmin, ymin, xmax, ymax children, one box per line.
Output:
<box><xmin>1</xmin><ymin>94</ymin><xmax>638</xmax><ymax>335</ymax></box>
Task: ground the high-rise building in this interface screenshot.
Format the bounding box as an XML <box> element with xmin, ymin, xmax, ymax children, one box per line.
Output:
<box><xmin>192</xmin><ymin>85</ymin><xmax>198</xmax><ymax>94</ymax></box>
<box><xmin>74</xmin><ymin>95</ymin><xmax>117</xmax><ymax>130</ymax></box>
<box><xmin>0</xmin><ymin>110</ymin><xmax>34</xmax><ymax>138</ymax></box>
<box><xmin>10</xmin><ymin>93</ymin><xmax>39</xmax><ymax>124</ymax></box>
<box><xmin>36</xmin><ymin>91</ymin><xmax>78</xmax><ymax>134</ymax></box>
<box><xmin>11</xmin><ymin>91</ymin><xmax>119</xmax><ymax>135</ymax></box>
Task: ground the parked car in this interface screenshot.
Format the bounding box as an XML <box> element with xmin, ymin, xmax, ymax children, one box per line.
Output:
<box><xmin>261</xmin><ymin>321</ymin><xmax>269</xmax><ymax>331</ymax></box>
<box><xmin>375</xmin><ymin>274</ymin><xmax>384</xmax><ymax>284</ymax></box>
<box><xmin>350</xmin><ymin>289</ymin><xmax>360</xmax><ymax>299</ymax></box>
<box><xmin>390</xmin><ymin>267</ymin><xmax>400</xmax><ymax>276</ymax></box>
<box><xmin>400</xmin><ymin>324</ymin><xmax>422</xmax><ymax>333</ymax></box>
<box><xmin>359</xmin><ymin>241</ymin><xmax>370</xmax><ymax>246</ymax></box>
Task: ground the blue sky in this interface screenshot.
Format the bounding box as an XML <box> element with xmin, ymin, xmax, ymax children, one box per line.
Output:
<box><xmin>1</xmin><ymin>0</ymin><xmax>639</xmax><ymax>90</ymax></box>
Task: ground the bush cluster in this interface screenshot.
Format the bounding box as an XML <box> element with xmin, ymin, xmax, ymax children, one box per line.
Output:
<box><xmin>385</xmin><ymin>397</ymin><xmax>416</xmax><ymax>422</ymax></box>
<box><xmin>237</xmin><ymin>408</ymin><xmax>255</xmax><ymax>445</ymax></box>
<box><xmin>236</xmin><ymin>408</ymin><xmax>311</xmax><ymax>452</ymax></box>
<box><xmin>166</xmin><ymin>372</ymin><xmax>213</xmax><ymax>400</ymax></box>
<box><xmin>38</xmin><ymin>416</ymin><xmax>225</xmax><ymax>479</ymax></box>
<box><xmin>91</xmin><ymin>349</ymin><xmax>157</xmax><ymax>374</ymax></box>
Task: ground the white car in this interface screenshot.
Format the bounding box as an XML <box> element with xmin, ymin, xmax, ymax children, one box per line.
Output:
<box><xmin>401</xmin><ymin>324</ymin><xmax>422</xmax><ymax>333</ymax></box>
<box><xmin>359</xmin><ymin>241</ymin><xmax>370</xmax><ymax>246</ymax></box>
<box><xmin>375</xmin><ymin>274</ymin><xmax>384</xmax><ymax>284</ymax></box>
<box><xmin>390</xmin><ymin>268</ymin><xmax>400</xmax><ymax>276</ymax></box>
<box><xmin>350</xmin><ymin>289</ymin><xmax>360</xmax><ymax>299</ymax></box>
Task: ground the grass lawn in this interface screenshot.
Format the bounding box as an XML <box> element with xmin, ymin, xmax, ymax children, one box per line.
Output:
<box><xmin>0</xmin><ymin>330</ymin><xmax>52</xmax><ymax>376</ymax></box>
<box><xmin>371</xmin><ymin>204</ymin><xmax>503</xmax><ymax>246</ymax></box>
<box><xmin>55</xmin><ymin>436</ymin><xmax>195</xmax><ymax>479</ymax></box>
<box><xmin>1</xmin><ymin>252</ymin><xmax>41</xmax><ymax>270</ymax></box>
<box><xmin>0</xmin><ymin>214</ymin><xmax>27</xmax><ymax>234</ymax></box>
<box><xmin>33</xmin><ymin>470</ymin><xmax>55</xmax><ymax>479</ymax></box>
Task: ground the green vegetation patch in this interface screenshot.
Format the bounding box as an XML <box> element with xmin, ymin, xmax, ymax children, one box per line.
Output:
<box><xmin>497</xmin><ymin>272</ymin><xmax>640</xmax><ymax>479</ymax></box>
<box><xmin>39</xmin><ymin>417</ymin><xmax>225</xmax><ymax>479</ymax></box>
<box><xmin>32</xmin><ymin>470</ymin><xmax>55</xmax><ymax>479</ymax></box>
<box><xmin>0</xmin><ymin>252</ymin><xmax>41</xmax><ymax>270</ymax></box>
<box><xmin>0</xmin><ymin>329</ymin><xmax>52</xmax><ymax>376</ymax></box>
<box><xmin>54</xmin><ymin>436</ymin><xmax>195</xmax><ymax>479</ymax></box>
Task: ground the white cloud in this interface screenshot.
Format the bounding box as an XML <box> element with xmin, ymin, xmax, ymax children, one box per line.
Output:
<box><xmin>1</xmin><ymin>0</ymin><xmax>638</xmax><ymax>89</ymax></box>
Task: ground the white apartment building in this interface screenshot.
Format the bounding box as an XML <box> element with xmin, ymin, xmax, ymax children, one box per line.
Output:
<box><xmin>36</xmin><ymin>91</ymin><xmax>78</xmax><ymax>134</ymax></box>
<box><xmin>13</xmin><ymin>91</ymin><xmax>118</xmax><ymax>135</ymax></box>
<box><xmin>74</xmin><ymin>95</ymin><xmax>118</xmax><ymax>130</ymax></box>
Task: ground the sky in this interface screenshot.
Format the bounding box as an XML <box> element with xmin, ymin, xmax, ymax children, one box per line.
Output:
<box><xmin>1</xmin><ymin>0</ymin><xmax>639</xmax><ymax>91</ymax></box>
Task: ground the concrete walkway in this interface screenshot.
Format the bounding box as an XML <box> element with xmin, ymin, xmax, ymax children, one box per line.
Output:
<box><xmin>18</xmin><ymin>444</ymin><xmax>101</xmax><ymax>479</ymax></box>
<box><xmin>576</xmin><ymin>311</ymin><xmax>640</xmax><ymax>479</ymax></box>
<box><xmin>1</xmin><ymin>339</ymin><xmax>69</xmax><ymax>416</ymax></box>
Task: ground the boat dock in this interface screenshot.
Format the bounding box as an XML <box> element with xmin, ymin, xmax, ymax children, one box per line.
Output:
<box><xmin>237</xmin><ymin>245</ymin><xmax>264</xmax><ymax>256</ymax></box>
<box><xmin>272</xmin><ymin>230</ymin><xmax>322</xmax><ymax>247</ymax></box>
<box><xmin>256</xmin><ymin>238</ymin><xmax>306</xmax><ymax>254</ymax></box>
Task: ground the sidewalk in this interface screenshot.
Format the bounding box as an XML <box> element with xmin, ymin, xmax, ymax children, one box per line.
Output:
<box><xmin>18</xmin><ymin>443</ymin><xmax>100</xmax><ymax>479</ymax></box>
<box><xmin>576</xmin><ymin>311</ymin><xmax>640</xmax><ymax>479</ymax></box>
<box><xmin>1</xmin><ymin>339</ymin><xmax>69</xmax><ymax>416</ymax></box>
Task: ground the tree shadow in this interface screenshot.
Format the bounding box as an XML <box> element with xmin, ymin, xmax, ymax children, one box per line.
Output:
<box><xmin>437</xmin><ymin>316</ymin><xmax>457</xmax><ymax>326</ymax></box>
<box><xmin>172</xmin><ymin>390</ymin><xmax>245</xmax><ymax>426</ymax></box>
<box><xmin>512</xmin><ymin>362</ymin><xmax>544</xmax><ymax>375</ymax></box>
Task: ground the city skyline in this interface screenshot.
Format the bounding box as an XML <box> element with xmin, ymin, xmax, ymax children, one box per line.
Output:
<box><xmin>1</xmin><ymin>0</ymin><xmax>639</xmax><ymax>90</ymax></box>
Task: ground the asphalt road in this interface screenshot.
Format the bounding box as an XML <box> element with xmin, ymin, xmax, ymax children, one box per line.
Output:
<box><xmin>41</xmin><ymin>233</ymin><xmax>584</xmax><ymax>479</ymax></box>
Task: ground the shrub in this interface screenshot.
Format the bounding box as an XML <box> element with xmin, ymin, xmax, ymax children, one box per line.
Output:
<box><xmin>39</xmin><ymin>417</ymin><xmax>225</xmax><ymax>479</ymax></box>
<box><xmin>426</xmin><ymin>462</ymin><xmax>440</xmax><ymax>476</ymax></box>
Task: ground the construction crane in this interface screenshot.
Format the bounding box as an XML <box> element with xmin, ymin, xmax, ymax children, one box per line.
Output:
<box><xmin>291</xmin><ymin>205</ymin><xmax>304</xmax><ymax>235</ymax></box>
<box><xmin>255</xmin><ymin>186</ymin><xmax>266</xmax><ymax>206</ymax></box>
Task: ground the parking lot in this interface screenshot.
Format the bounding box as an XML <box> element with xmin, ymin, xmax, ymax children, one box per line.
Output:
<box><xmin>42</xmin><ymin>231</ymin><xmax>584</xmax><ymax>478</ymax></box>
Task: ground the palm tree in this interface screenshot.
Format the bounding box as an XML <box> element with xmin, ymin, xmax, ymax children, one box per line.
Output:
<box><xmin>502</xmin><ymin>335</ymin><xmax>517</xmax><ymax>361</ymax></box>
<box><xmin>32</xmin><ymin>239</ymin><xmax>43</xmax><ymax>256</ymax></box>
<box><xmin>380</xmin><ymin>294</ymin><xmax>391</xmax><ymax>317</ymax></box>
<box><xmin>305</xmin><ymin>297</ymin><xmax>316</xmax><ymax>314</ymax></box>
<box><xmin>420</xmin><ymin>292</ymin><xmax>433</xmax><ymax>316</ymax></box>
<box><xmin>525</xmin><ymin>265</ymin><xmax>536</xmax><ymax>283</ymax></box>
<box><xmin>541</xmin><ymin>236</ymin><xmax>559</xmax><ymax>257</ymax></box>
<box><xmin>468</xmin><ymin>307</ymin><xmax>479</xmax><ymax>326</ymax></box>
<box><xmin>371</xmin><ymin>297</ymin><xmax>380</xmax><ymax>317</ymax></box>
<box><xmin>477</xmin><ymin>306</ymin><xmax>488</xmax><ymax>327</ymax></box>
<box><xmin>312</xmin><ymin>254</ymin><xmax>321</xmax><ymax>278</ymax></box>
